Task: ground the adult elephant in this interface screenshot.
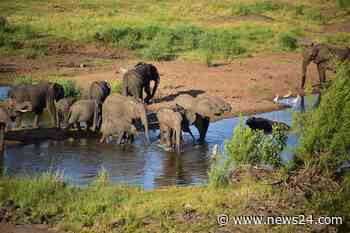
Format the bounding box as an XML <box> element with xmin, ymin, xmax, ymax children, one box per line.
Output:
<box><xmin>0</xmin><ymin>101</ymin><xmax>32</xmax><ymax>152</ymax></box>
<box><xmin>121</xmin><ymin>62</ymin><xmax>160</xmax><ymax>104</ymax></box>
<box><xmin>301</xmin><ymin>43</ymin><xmax>350</xmax><ymax>88</ymax></box>
<box><xmin>7</xmin><ymin>82</ymin><xmax>64</xmax><ymax>128</ymax></box>
<box><xmin>175</xmin><ymin>94</ymin><xmax>232</xmax><ymax>142</ymax></box>
<box><xmin>88</xmin><ymin>81</ymin><xmax>111</xmax><ymax>103</ymax></box>
<box><xmin>101</xmin><ymin>94</ymin><xmax>149</xmax><ymax>143</ymax></box>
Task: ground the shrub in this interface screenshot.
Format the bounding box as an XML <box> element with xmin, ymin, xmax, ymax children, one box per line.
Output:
<box><xmin>142</xmin><ymin>33</ymin><xmax>176</xmax><ymax>61</ymax></box>
<box><xmin>109</xmin><ymin>81</ymin><xmax>122</xmax><ymax>94</ymax></box>
<box><xmin>337</xmin><ymin>0</ymin><xmax>350</xmax><ymax>10</ymax></box>
<box><xmin>278</xmin><ymin>31</ymin><xmax>299</xmax><ymax>51</ymax></box>
<box><xmin>13</xmin><ymin>76</ymin><xmax>39</xmax><ymax>86</ymax></box>
<box><xmin>231</xmin><ymin>0</ymin><xmax>285</xmax><ymax>16</ymax></box>
<box><xmin>49</xmin><ymin>77</ymin><xmax>81</xmax><ymax>97</ymax></box>
<box><xmin>295</xmin><ymin>61</ymin><xmax>350</xmax><ymax>168</ymax></box>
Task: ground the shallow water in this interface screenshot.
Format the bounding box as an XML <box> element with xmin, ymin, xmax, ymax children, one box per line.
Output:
<box><xmin>0</xmin><ymin>86</ymin><xmax>319</xmax><ymax>189</ymax></box>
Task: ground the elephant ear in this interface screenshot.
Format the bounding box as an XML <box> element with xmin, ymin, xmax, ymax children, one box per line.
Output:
<box><xmin>175</xmin><ymin>94</ymin><xmax>195</xmax><ymax>110</ymax></box>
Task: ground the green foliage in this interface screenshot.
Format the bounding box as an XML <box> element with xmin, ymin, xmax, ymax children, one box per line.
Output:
<box><xmin>278</xmin><ymin>31</ymin><xmax>299</xmax><ymax>51</ymax></box>
<box><xmin>323</xmin><ymin>34</ymin><xmax>350</xmax><ymax>46</ymax></box>
<box><xmin>109</xmin><ymin>81</ymin><xmax>122</xmax><ymax>94</ymax></box>
<box><xmin>49</xmin><ymin>77</ymin><xmax>81</xmax><ymax>97</ymax></box>
<box><xmin>209</xmin><ymin>117</ymin><xmax>287</xmax><ymax>188</ymax></box>
<box><xmin>295</xmin><ymin>62</ymin><xmax>350</xmax><ymax>168</ymax></box>
<box><xmin>142</xmin><ymin>33</ymin><xmax>176</xmax><ymax>61</ymax></box>
<box><xmin>231</xmin><ymin>0</ymin><xmax>285</xmax><ymax>16</ymax></box>
<box><xmin>294</xmin><ymin>4</ymin><xmax>305</xmax><ymax>15</ymax></box>
<box><xmin>337</xmin><ymin>0</ymin><xmax>350</xmax><ymax>9</ymax></box>
<box><xmin>13</xmin><ymin>76</ymin><xmax>39</xmax><ymax>86</ymax></box>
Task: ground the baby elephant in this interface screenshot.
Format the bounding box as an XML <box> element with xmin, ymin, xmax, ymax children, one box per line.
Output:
<box><xmin>100</xmin><ymin>118</ymin><xmax>138</xmax><ymax>144</ymax></box>
<box><xmin>156</xmin><ymin>108</ymin><xmax>195</xmax><ymax>153</ymax></box>
<box><xmin>55</xmin><ymin>97</ymin><xmax>76</xmax><ymax>129</ymax></box>
<box><xmin>68</xmin><ymin>99</ymin><xmax>102</xmax><ymax>131</ymax></box>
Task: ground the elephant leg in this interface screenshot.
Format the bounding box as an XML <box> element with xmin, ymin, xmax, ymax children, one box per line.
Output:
<box><xmin>144</xmin><ymin>84</ymin><xmax>152</xmax><ymax>104</ymax></box>
<box><xmin>175</xmin><ymin>129</ymin><xmax>181</xmax><ymax>153</ymax></box>
<box><xmin>100</xmin><ymin>134</ymin><xmax>106</xmax><ymax>144</ymax></box>
<box><xmin>116</xmin><ymin>131</ymin><xmax>124</xmax><ymax>144</ymax></box>
<box><xmin>0</xmin><ymin>124</ymin><xmax>5</xmax><ymax>153</ymax></box>
<box><xmin>15</xmin><ymin>116</ymin><xmax>22</xmax><ymax>129</ymax></box>
<box><xmin>195</xmin><ymin>117</ymin><xmax>210</xmax><ymax>142</ymax></box>
<box><xmin>33</xmin><ymin>114</ymin><xmax>41</xmax><ymax>128</ymax></box>
<box><xmin>317</xmin><ymin>62</ymin><xmax>327</xmax><ymax>86</ymax></box>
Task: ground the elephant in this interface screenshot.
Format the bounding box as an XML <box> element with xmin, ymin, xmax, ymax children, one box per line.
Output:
<box><xmin>67</xmin><ymin>99</ymin><xmax>102</xmax><ymax>131</ymax></box>
<box><xmin>0</xmin><ymin>101</ymin><xmax>32</xmax><ymax>152</ymax></box>
<box><xmin>100</xmin><ymin>118</ymin><xmax>138</xmax><ymax>144</ymax></box>
<box><xmin>246</xmin><ymin>117</ymin><xmax>290</xmax><ymax>133</ymax></box>
<box><xmin>175</xmin><ymin>94</ymin><xmax>232</xmax><ymax>142</ymax></box>
<box><xmin>7</xmin><ymin>82</ymin><xmax>64</xmax><ymax>128</ymax></box>
<box><xmin>301</xmin><ymin>43</ymin><xmax>350</xmax><ymax>88</ymax></box>
<box><xmin>101</xmin><ymin>94</ymin><xmax>149</xmax><ymax>143</ymax></box>
<box><xmin>55</xmin><ymin>97</ymin><xmax>76</xmax><ymax>129</ymax></box>
<box><xmin>121</xmin><ymin>62</ymin><xmax>160</xmax><ymax>104</ymax></box>
<box><xmin>88</xmin><ymin>81</ymin><xmax>111</xmax><ymax>103</ymax></box>
<box><xmin>157</xmin><ymin>107</ymin><xmax>195</xmax><ymax>153</ymax></box>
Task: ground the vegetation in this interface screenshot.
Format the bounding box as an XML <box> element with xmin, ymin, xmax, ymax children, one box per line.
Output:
<box><xmin>49</xmin><ymin>76</ymin><xmax>81</xmax><ymax>97</ymax></box>
<box><xmin>109</xmin><ymin>80</ymin><xmax>122</xmax><ymax>94</ymax></box>
<box><xmin>13</xmin><ymin>76</ymin><xmax>40</xmax><ymax>86</ymax></box>
<box><xmin>1</xmin><ymin>1</ymin><xmax>349</xmax><ymax>62</ymax></box>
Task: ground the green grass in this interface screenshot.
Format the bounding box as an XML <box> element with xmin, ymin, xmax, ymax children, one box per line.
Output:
<box><xmin>49</xmin><ymin>76</ymin><xmax>81</xmax><ymax>97</ymax></box>
<box><xmin>0</xmin><ymin>0</ymin><xmax>349</xmax><ymax>62</ymax></box>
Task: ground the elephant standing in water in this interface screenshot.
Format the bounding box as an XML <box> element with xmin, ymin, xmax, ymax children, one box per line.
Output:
<box><xmin>100</xmin><ymin>94</ymin><xmax>149</xmax><ymax>144</ymax></box>
<box><xmin>100</xmin><ymin>118</ymin><xmax>138</xmax><ymax>144</ymax></box>
<box><xmin>301</xmin><ymin>43</ymin><xmax>350</xmax><ymax>88</ymax></box>
<box><xmin>121</xmin><ymin>62</ymin><xmax>160</xmax><ymax>104</ymax></box>
<box><xmin>55</xmin><ymin>97</ymin><xmax>76</xmax><ymax>129</ymax></box>
<box><xmin>68</xmin><ymin>99</ymin><xmax>102</xmax><ymax>131</ymax></box>
<box><xmin>7</xmin><ymin>82</ymin><xmax>64</xmax><ymax>128</ymax></box>
<box><xmin>0</xmin><ymin>101</ymin><xmax>32</xmax><ymax>152</ymax></box>
<box><xmin>175</xmin><ymin>94</ymin><xmax>232</xmax><ymax>142</ymax></box>
<box><xmin>157</xmin><ymin>107</ymin><xmax>195</xmax><ymax>153</ymax></box>
<box><xmin>88</xmin><ymin>81</ymin><xmax>111</xmax><ymax>103</ymax></box>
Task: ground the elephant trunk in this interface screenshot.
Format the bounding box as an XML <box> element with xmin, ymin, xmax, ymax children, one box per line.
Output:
<box><xmin>140</xmin><ymin>109</ymin><xmax>149</xmax><ymax>144</ymax></box>
<box><xmin>301</xmin><ymin>57</ymin><xmax>311</xmax><ymax>89</ymax></box>
<box><xmin>150</xmin><ymin>76</ymin><xmax>160</xmax><ymax>99</ymax></box>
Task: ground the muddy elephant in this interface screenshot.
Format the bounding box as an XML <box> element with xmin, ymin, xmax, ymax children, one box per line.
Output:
<box><xmin>8</xmin><ymin>82</ymin><xmax>64</xmax><ymax>128</ymax></box>
<box><xmin>55</xmin><ymin>97</ymin><xmax>76</xmax><ymax>129</ymax></box>
<box><xmin>121</xmin><ymin>62</ymin><xmax>160</xmax><ymax>104</ymax></box>
<box><xmin>0</xmin><ymin>101</ymin><xmax>32</xmax><ymax>152</ymax></box>
<box><xmin>246</xmin><ymin>117</ymin><xmax>290</xmax><ymax>133</ymax></box>
<box><xmin>100</xmin><ymin>118</ymin><xmax>138</xmax><ymax>144</ymax></box>
<box><xmin>88</xmin><ymin>81</ymin><xmax>111</xmax><ymax>103</ymax></box>
<box><xmin>157</xmin><ymin>108</ymin><xmax>195</xmax><ymax>153</ymax></box>
<box><xmin>68</xmin><ymin>99</ymin><xmax>102</xmax><ymax>131</ymax></box>
<box><xmin>301</xmin><ymin>43</ymin><xmax>350</xmax><ymax>88</ymax></box>
<box><xmin>101</xmin><ymin>94</ymin><xmax>149</xmax><ymax>143</ymax></box>
<box><xmin>175</xmin><ymin>94</ymin><xmax>232</xmax><ymax>142</ymax></box>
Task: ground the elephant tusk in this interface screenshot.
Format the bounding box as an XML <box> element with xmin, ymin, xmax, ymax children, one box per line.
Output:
<box><xmin>18</xmin><ymin>109</ymin><xmax>29</xmax><ymax>113</ymax></box>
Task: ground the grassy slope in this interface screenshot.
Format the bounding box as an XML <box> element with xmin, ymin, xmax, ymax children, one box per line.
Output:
<box><xmin>0</xmin><ymin>0</ymin><xmax>349</xmax><ymax>61</ymax></box>
<box><xmin>0</xmin><ymin>170</ymin><xmax>336</xmax><ymax>233</ymax></box>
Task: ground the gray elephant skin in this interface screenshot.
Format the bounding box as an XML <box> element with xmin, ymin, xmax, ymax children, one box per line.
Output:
<box><xmin>68</xmin><ymin>99</ymin><xmax>102</xmax><ymax>131</ymax></box>
<box><xmin>157</xmin><ymin>107</ymin><xmax>195</xmax><ymax>153</ymax></box>
<box><xmin>101</xmin><ymin>94</ymin><xmax>149</xmax><ymax>143</ymax></box>
<box><xmin>89</xmin><ymin>81</ymin><xmax>111</xmax><ymax>103</ymax></box>
<box><xmin>301</xmin><ymin>43</ymin><xmax>350</xmax><ymax>88</ymax></box>
<box><xmin>0</xmin><ymin>101</ymin><xmax>32</xmax><ymax>152</ymax></box>
<box><xmin>55</xmin><ymin>97</ymin><xmax>76</xmax><ymax>129</ymax></box>
<box><xmin>122</xmin><ymin>62</ymin><xmax>160</xmax><ymax>104</ymax></box>
<box><xmin>175</xmin><ymin>94</ymin><xmax>232</xmax><ymax>142</ymax></box>
<box><xmin>100</xmin><ymin>118</ymin><xmax>138</xmax><ymax>144</ymax></box>
<box><xmin>8</xmin><ymin>82</ymin><xmax>64</xmax><ymax>128</ymax></box>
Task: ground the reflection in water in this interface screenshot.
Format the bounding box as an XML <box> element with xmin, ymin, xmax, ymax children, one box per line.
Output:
<box><xmin>0</xmin><ymin>84</ymin><xmax>320</xmax><ymax>189</ymax></box>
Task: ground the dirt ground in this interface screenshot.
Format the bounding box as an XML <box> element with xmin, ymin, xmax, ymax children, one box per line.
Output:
<box><xmin>0</xmin><ymin>45</ymin><xmax>320</xmax><ymax>120</ymax></box>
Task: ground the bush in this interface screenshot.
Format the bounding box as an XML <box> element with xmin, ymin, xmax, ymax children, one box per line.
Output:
<box><xmin>278</xmin><ymin>31</ymin><xmax>299</xmax><ymax>51</ymax></box>
<box><xmin>295</xmin><ymin>61</ymin><xmax>350</xmax><ymax>168</ymax></box>
<box><xmin>208</xmin><ymin>117</ymin><xmax>287</xmax><ymax>187</ymax></box>
<box><xmin>337</xmin><ymin>0</ymin><xmax>350</xmax><ymax>9</ymax></box>
<box><xmin>13</xmin><ymin>76</ymin><xmax>39</xmax><ymax>86</ymax></box>
<box><xmin>109</xmin><ymin>81</ymin><xmax>122</xmax><ymax>94</ymax></box>
<box><xmin>231</xmin><ymin>0</ymin><xmax>285</xmax><ymax>16</ymax></box>
<box><xmin>49</xmin><ymin>77</ymin><xmax>81</xmax><ymax>97</ymax></box>
<box><xmin>142</xmin><ymin>33</ymin><xmax>176</xmax><ymax>61</ymax></box>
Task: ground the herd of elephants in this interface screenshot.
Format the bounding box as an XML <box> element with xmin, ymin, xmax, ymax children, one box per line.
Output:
<box><xmin>0</xmin><ymin>42</ymin><xmax>349</xmax><ymax>154</ymax></box>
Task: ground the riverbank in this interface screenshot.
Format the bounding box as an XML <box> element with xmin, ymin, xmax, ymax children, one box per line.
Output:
<box><xmin>0</xmin><ymin>166</ymin><xmax>345</xmax><ymax>233</ymax></box>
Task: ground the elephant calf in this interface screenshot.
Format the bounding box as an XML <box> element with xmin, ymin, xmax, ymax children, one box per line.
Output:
<box><xmin>68</xmin><ymin>99</ymin><xmax>102</xmax><ymax>131</ymax></box>
<box><xmin>157</xmin><ymin>108</ymin><xmax>195</xmax><ymax>153</ymax></box>
<box><xmin>56</xmin><ymin>97</ymin><xmax>76</xmax><ymax>129</ymax></box>
<box><xmin>100</xmin><ymin>118</ymin><xmax>138</xmax><ymax>144</ymax></box>
<box><xmin>89</xmin><ymin>81</ymin><xmax>111</xmax><ymax>103</ymax></box>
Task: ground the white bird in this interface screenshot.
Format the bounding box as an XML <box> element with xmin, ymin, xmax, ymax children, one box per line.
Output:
<box><xmin>211</xmin><ymin>144</ymin><xmax>219</xmax><ymax>160</ymax></box>
<box><xmin>273</xmin><ymin>95</ymin><xmax>280</xmax><ymax>103</ymax></box>
<box><xmin>291</xmin><ymin>94</ymin><xmax>301</xmax><ymax>105</ymax></box>
<box><xmin>119</xmin><ymin>67</ymin><xmax>127</xmax><ymax>74</ymax></box>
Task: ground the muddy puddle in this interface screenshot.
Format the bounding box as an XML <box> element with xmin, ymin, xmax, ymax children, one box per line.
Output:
<box><xmin>0</xmin><ymin>86</ymin><xmax>320</xmax><ymax>189</ymax></box>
